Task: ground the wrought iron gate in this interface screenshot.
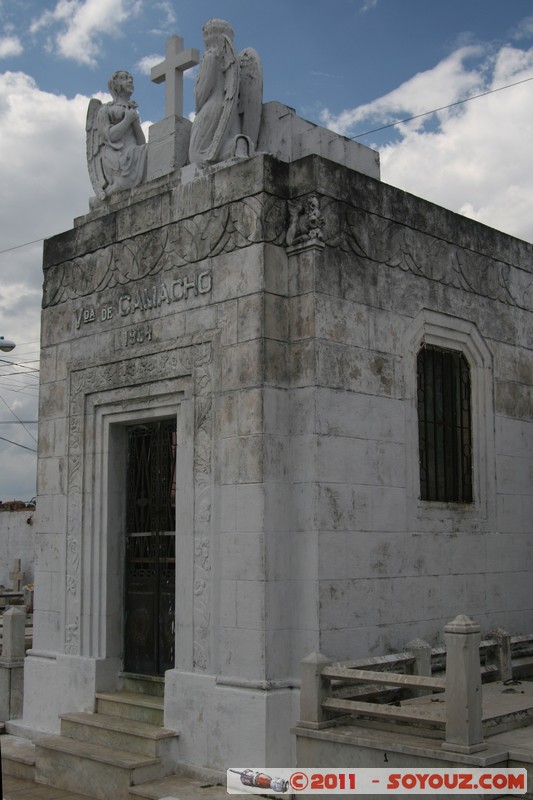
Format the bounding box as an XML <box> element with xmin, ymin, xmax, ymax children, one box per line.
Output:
<box><xmin>124</xmin><ymin>420</ymin><xmax>177</xmax><ymax>676</ymax></box>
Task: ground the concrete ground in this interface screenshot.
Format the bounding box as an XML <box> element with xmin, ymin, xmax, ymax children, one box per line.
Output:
<box><xmin>2</xmin><ymin>774</ymin><xmax>232</xmax><ymax>800</ymax></box>
<box><xmin>3</xmin><ymin>774</ymin><xmax>96</xmax><ymax>799</ymax></box>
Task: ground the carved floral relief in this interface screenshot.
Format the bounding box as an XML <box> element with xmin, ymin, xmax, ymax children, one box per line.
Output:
<box><xmin>45</xmin><ymin>191</ymin><xmax>532</xmax><ymax>314</ymax></box>
<box><xmin>43</xmin><ymin>195</ymin><xmax>287</xmax><ymax>309</ymax></box>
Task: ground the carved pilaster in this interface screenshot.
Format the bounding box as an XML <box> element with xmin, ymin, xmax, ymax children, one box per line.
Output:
<box><xmin>192</xmin><ymin>340</ymin><xmax>214</xmax><ymax>671</ymax></box>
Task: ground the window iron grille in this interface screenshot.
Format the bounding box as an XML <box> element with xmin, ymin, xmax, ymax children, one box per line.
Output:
<box><xmin>417</xmin><ymin>345</ymin><xmax>473</xmax><ymax>503</ymax></box>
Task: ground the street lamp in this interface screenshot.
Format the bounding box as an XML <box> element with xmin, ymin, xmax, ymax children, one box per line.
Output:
<box><xmin>0</xmin><ymin>337</ymin><xmax>15</xmax><ymax>352</ymax></box>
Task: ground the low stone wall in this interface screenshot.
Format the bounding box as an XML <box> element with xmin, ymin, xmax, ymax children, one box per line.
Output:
<box><xmin>0</xmin><ymin>509</ymin><xmax>35</xmax><ymax>589</ymax></box>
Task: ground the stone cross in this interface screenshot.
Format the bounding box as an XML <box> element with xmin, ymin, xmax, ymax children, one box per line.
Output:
<box><xmin>151</xmin><ymin>35</ymin><xmax>199</xmax><ymax>118</ymax></box>
<box><xmin>9</xmin><ymin>559</ymin><xmax>24</xmax><ymax>592</ymax></box>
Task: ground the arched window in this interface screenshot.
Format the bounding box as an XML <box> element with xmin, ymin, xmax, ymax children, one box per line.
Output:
<box><xmin>417</xmin><ymin>344</ymin><xmax>473</xmax><ymax>503</ymax></box>
<box><xmin>403</xmin><ymin>310</ymin><xmax>494</xmax><ymax>528</ymax></box>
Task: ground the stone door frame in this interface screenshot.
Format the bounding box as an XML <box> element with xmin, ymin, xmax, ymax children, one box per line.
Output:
<box><xmin>64</xmin><ymin>338</ymin><xmax>216</xmax><ymax>676</ymax></box>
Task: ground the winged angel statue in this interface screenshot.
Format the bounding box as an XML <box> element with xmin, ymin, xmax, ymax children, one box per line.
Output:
<box><xmin>189</xmin><ymin>19</ymin><xmax>263</xmax><ymax>166</ymax></box>
<box><xmin>86</xmin><ymin>71</ymin><xmax>147</xmax><ymax>203</ymax></box>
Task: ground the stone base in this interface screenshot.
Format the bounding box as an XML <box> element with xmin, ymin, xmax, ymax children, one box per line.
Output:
<box><xmin>20</xmin><ymin>653</ymin><xmax>121</xmax><ymax>735</ymax></box>
<box><xmin>295</xmin><ymin>723</ymin><xmax>513</xmax><ymax>800</ymax></box>
<box><xmin>442</xmin><ymin>740</ymin><xmax>488</xmax><ymax>754</ymax></box>
<box><xmin>146</xmin><ymin>116</ymin><xmax>192</xmax><ymax>181</ymax></box>
<box><xmin>164</xmin><ymin>669</ymin><xmax>299</xmax><ymax>772</ymax></box>
<box><xmin>257</xmin><ymin>101</ymin><xmax>380</xmax><ymax>178</ymax></box>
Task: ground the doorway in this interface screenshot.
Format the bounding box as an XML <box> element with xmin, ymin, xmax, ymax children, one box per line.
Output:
<box><xmin>124</xmin><ymin>419</ymin><xmax>177</xmax><ymax>676</ymax></box>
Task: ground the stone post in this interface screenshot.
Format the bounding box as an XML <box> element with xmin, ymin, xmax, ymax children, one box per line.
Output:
<box><xmin>442</xmin><ymin>614</ymin><xmax>487</xmax><ymax>754</ymax></box>
<box><xmin>405</xmin><ymin>637</ymin><xmax>432</xmax><ymax>675</ymax></box>
<box><xmin>487</xmin><ymin>627</ymin><xmax>512</xmax><ymax>683</ymax></box>
<box><xmin>0</xmin><ymin>607</ymin><xmax>26</xmax><ymax>721</ymax></box>
<box><xmin>299</xmin><ymin>652</ymin><xmax>332</xmax><ymax>729</ymax></box>
<box><xmin>405</xmin><ymin>637</ymin><xmax>432</xmax><ymax>697</ymax></box>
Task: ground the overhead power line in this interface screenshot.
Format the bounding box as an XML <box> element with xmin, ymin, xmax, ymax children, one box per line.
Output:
<box><xmin>350</xmin><ymin>74</ymin><xmax>533</xmax><ymax>139</ymax></box>
<box><xmin>0</xmin><ymin>357</ymin><xmax>39</xmax><ymax>373</ymax></box>
<box><xmin>0</xmin><ymin>238</ymin><xmax>44</xmax><ymax>256</ymax></box>
<box><xmin>0</xmin><ymin>395</ymin><xmax>38</xmax><ymax>444</ymax></box>
<box><xmin>0</xmin><ymin>372</ymin><xmax>39</xmax><ymax>381</ymax></box>
<box><xmin>0</xmin><ymin>75</ymin><xmax>531</xmax><ymax>256</ymax></box>
<box><xmin>0</xmin><ymin>436</ymin><xmax>37</xmax><ymax>453</ymax></box>
<box><xmin>0</xmin><ymin>384</ymin><xmax>39</xmax><ymax>397</ymax></box>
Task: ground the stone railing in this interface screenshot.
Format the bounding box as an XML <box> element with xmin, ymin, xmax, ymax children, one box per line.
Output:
<box><xmin>0</xmin><ymin>607</ymin><xmax>27</xmax><ymax>722</ymax></box>
<box><xmin>298</xmin><ymin>614</ymin><xmax>516</xmax><ymax>755</ymax></box>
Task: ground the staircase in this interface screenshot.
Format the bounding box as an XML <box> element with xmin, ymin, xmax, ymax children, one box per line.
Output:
<box><xmin>33</xmin><ymin>676</ymin><xmax>179</xmax><ymax>800</ymax></box>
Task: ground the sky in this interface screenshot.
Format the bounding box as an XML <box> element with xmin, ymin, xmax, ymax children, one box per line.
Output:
<box><xmin>1</xmin><ymin>0</ymin><xmax>533</xmax><ymax>500</ymax></box>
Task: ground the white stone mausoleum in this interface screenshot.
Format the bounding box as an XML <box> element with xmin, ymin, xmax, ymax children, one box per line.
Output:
<box><xmin>9</xmin><ymin>18</ymin><xmax>533</xmax><ymax>789</ymax></box>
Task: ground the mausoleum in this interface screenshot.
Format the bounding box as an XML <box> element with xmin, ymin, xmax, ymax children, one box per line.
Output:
<box><xmin>8</xmin><ymin>17</ymin><xmax>533</xmax><ymax>793</ymax></box>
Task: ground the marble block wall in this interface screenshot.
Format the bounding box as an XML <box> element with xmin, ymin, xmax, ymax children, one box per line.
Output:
<box><xmin>18</xmin><ymin>151</ymin><xmax>533</xmax><ymax>772</ymax></box>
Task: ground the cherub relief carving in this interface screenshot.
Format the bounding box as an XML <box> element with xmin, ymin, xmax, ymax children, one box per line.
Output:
<box><xmin>286</xmin><ymin>195</ymin><xmax>325</xmax><ymax>246</ymax></box>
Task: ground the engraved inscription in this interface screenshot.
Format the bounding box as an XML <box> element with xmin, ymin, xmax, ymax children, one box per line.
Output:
<box><xmin>119</xmin><ymin>271</ymin><xmax>212</xmax><ymax>317</ymax></box>
<box><xmin>73</xmin><ymin>270</ymin><xmax>213</xmax><ymax>331</ymax></box>
<box><xmin>123</xmin><ymin>324</ymin><xmax>153</xmax><ymax>348</ymax></box>
<box><xmin>75</xmin><ymin>304</ymin><xmax>114</xmax><ymax>329</ymax></box>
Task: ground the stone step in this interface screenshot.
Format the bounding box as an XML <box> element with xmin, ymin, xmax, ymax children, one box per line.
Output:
<box><xmin>129</xmin><ymin>774</ymin><xmax>228</xmax><ymax>800</ymax></box>
<box><xmin>0</xmin><ymin>734</ymin><xmax>36</xmax><ymax>781</ymax></box>
<box><xmin>60</xmin><ymin>711</ymin><xmax>178</xmax><ymax>758</ymax></box>
<box><xmin>96</xmin><ymin>691</ymin><xmax>164</xmax><ymax>726</ymax></box>
<box><xmin>120</xmin><ymin>673</ymin><xmax>165</xmax><ymax>698</ymax></box>
<box><xmin>35</xmin><ymin>735</ymin><xmax>171</xmax><ymax>800</ymax></box>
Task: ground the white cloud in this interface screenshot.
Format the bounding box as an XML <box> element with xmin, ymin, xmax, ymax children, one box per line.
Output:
<box><xmin>321</xmin><ymin>46</ymin><xmax>485</xmax><ymax>137</ymax></box>
<box><xmin>511</xmin><ymin>14</ymin><xmax>533</xmax><ymax>41</ymax></box>
<box><xmin>30</xmin><ymin>0</ymin><xmax>78</xmax><ymax>34</ymax></box>
<box><xmin>0</xmin><ymin>35</ymin><xmax>23</xmax><ymax>58</ymax></box>
<box><xmin>154</xmin><ymin>1</ymin><xmax>176</xmax><ymax>27</ymax></box>
<box><xmin>136</xmin><ymin>53</ymin><xmax>162</xmax><ymax>75</ymax></box>
<box><xmin>0</xmin><ymin>69</ymin><xmax>93</xmax><ymax>498</ymax></box>
<box><xmin>30</xmin><ymin>0</ymin><xmax>142</xmax><ymax>66</ymax></box>
<box><xmin>0</xmin><ymin>71</ymin><xmax>91</xmax><ymax>247</ymax></box>
<box><xmin>322</xmin><ymin>42</ymin><xmax>533</xmax><ymax>242</ymax></box>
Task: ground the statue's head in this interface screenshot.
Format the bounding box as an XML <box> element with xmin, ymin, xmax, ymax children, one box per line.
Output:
<box><xmin>203</xmin><ymin>18</ymin><xmax>234</xmax><ymax>46</ymax></box>
<box><xmin>108</xmin><ymin>70</ymin><xmax>134</xmax><ymax>100</ymax></box>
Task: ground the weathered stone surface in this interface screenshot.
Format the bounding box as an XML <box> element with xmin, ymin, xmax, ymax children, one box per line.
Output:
<box><xmin>23</xmin><ymin>124</ymin><xmax>533</xmax><ymax>783</ymax></box>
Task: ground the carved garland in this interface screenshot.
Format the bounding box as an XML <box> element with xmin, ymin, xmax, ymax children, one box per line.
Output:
<box><xmin>43</xmin><ymin>194</ymin><xmax>287</xmax><ymax>309</ymax></box>
<box><xmin>44</xmin><ymin>194</ymin><xmax>532</xmax><ymax>313</ymax></box>
<box><xmin>317</xmin><ymin>196</ymin><xmax>533</xmax><ymax>311</ymax></box>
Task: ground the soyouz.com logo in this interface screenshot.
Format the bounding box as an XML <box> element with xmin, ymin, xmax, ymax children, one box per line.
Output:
<box><xmin>226</xmin><ymin>767</ymin><xmax>527</xmax><ymax>795</ymax></box>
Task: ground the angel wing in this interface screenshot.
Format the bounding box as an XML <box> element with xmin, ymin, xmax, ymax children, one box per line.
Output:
<box><xmin>206</xmin><ymin>33</ymin><xmax>239</xmax><ymax>163</ymax></box>
<box><xmin>238</xmin><ymin>47</ymin><xmax>263</xmax><ymax>148</ymax></box>
<box><xmin>86</xmin><ymin>98</ymin><xmax>106</xmax><ymax>200</ymax></box>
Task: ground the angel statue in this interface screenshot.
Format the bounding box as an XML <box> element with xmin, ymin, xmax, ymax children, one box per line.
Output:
<box><xmin>86</xmin><ymin>71</ymin><xmax>147</xmax><ymax>203</ymax></box>
<box><xmin>189</xmin><ymin>19</ymin><xmax>263</xmax><ymax>167</ymax></box>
